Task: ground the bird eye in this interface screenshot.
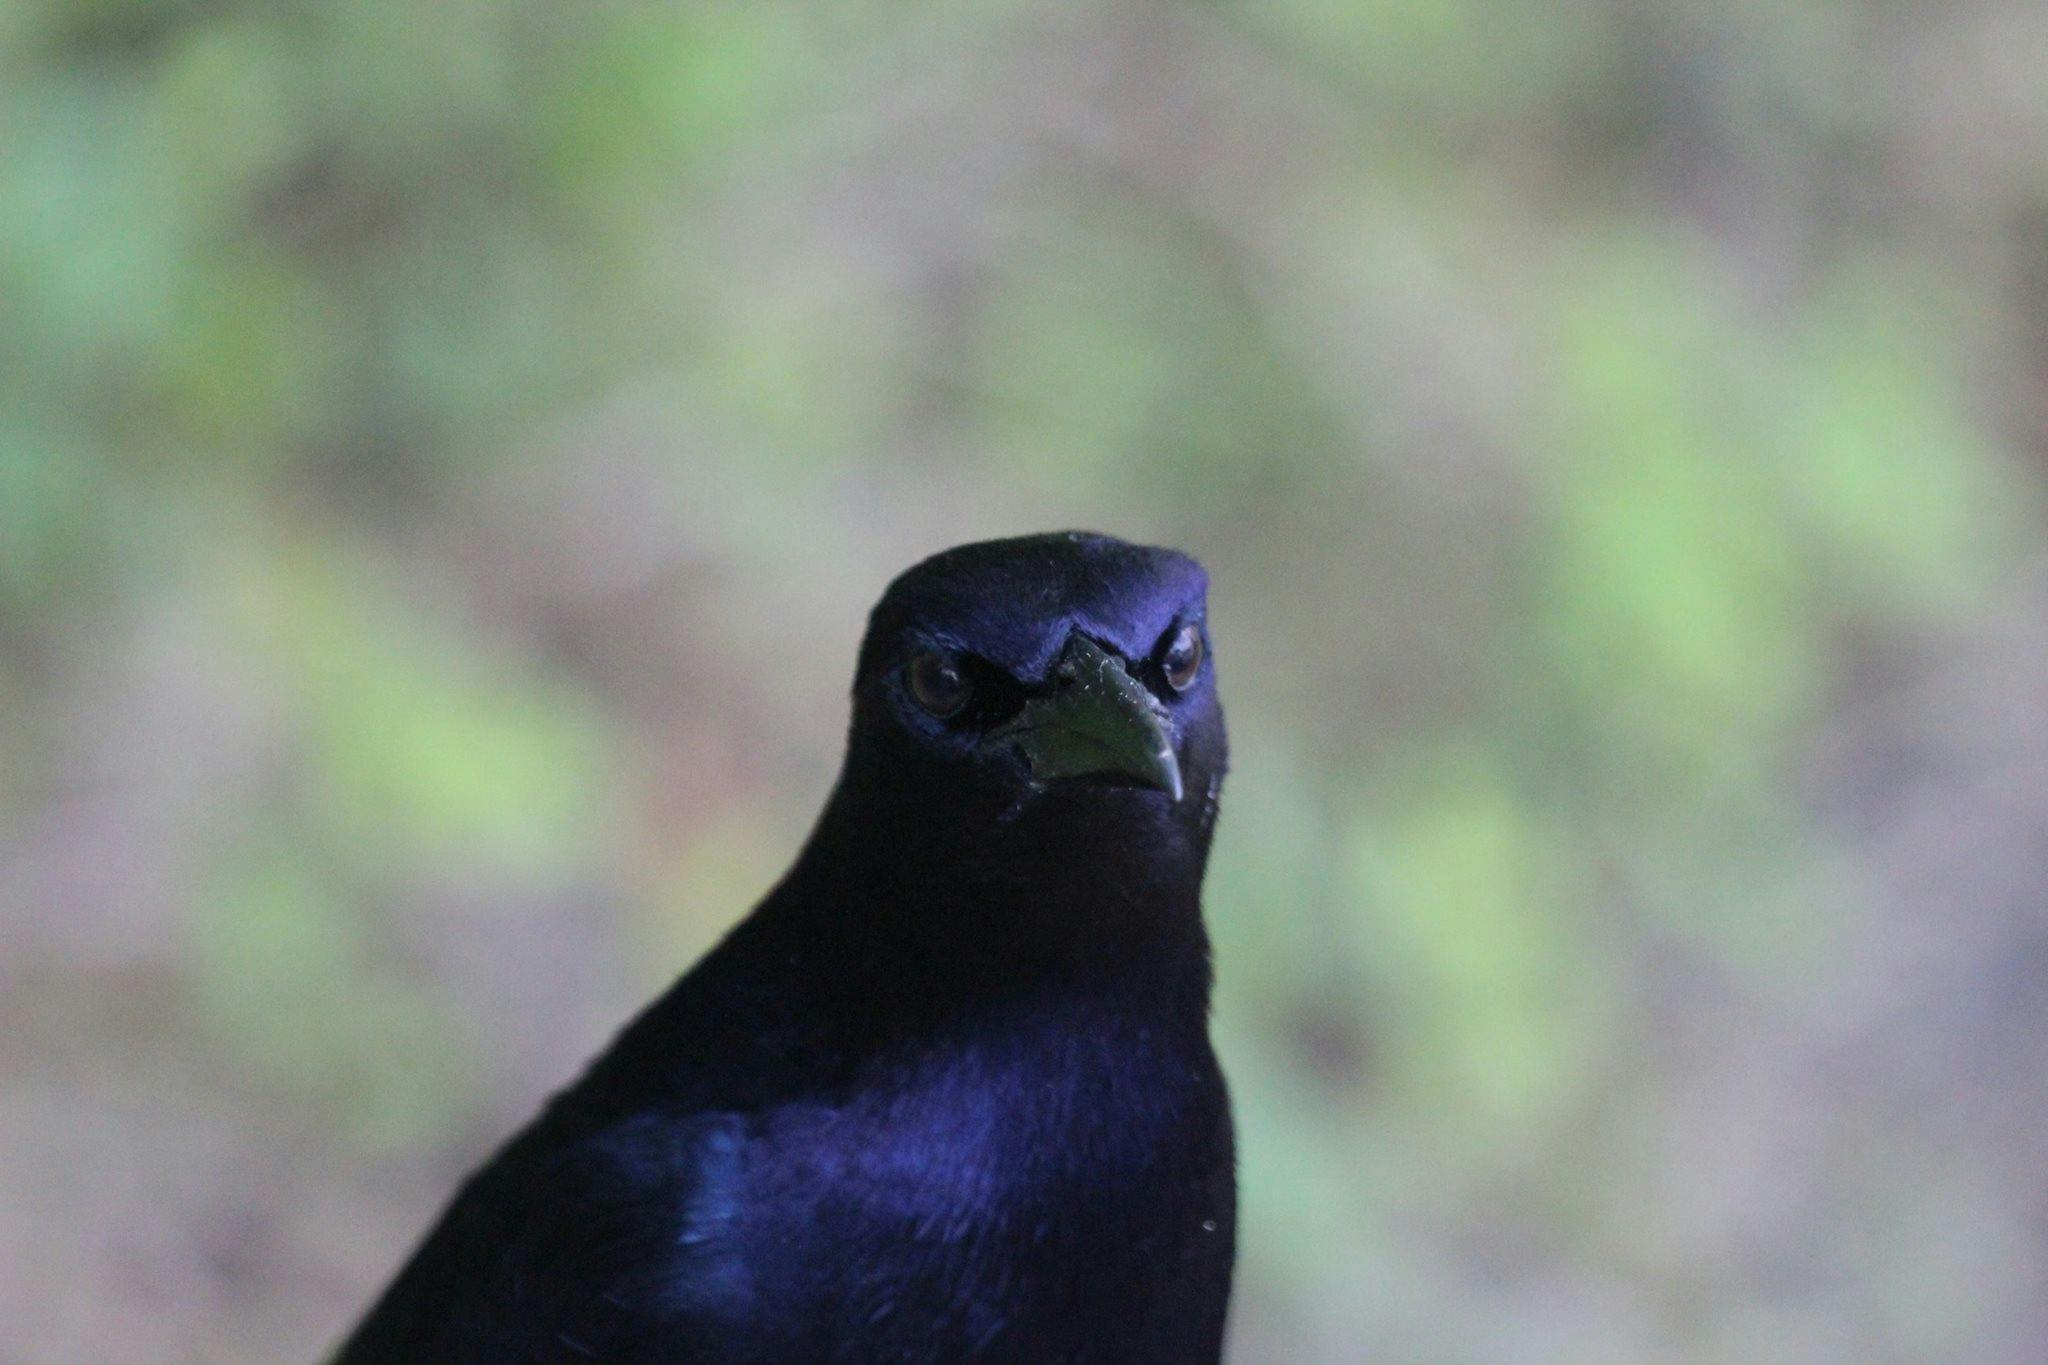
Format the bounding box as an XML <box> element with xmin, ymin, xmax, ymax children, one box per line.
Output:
<box><xmin>906</xmin><ymin>650</ymin><xmax>972</xmax><ymax>718</ymax></box>
<box><xmin>1161</xmin><ymin>623</ymin><xmax>1203</xmax><ymax>692</ymax></box>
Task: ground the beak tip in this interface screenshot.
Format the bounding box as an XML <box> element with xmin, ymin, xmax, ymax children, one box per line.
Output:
<box><xmin>999</xmin><ymin>634</ymin><xmax>1189</xmax><ymax>803</ymax></box>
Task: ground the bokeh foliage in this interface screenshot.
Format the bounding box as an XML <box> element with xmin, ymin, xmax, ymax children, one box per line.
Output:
<box><xmin>4</xmin><ymin>0</ymin><xmax>2047</xmax><ymax>1360</ymax></box>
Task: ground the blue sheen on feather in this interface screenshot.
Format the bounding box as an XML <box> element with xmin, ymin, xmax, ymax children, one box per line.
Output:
<box><xmin>859</xmin><ymin>530</ymin><xmax>1209</xmax><ymax>685</ymax></box>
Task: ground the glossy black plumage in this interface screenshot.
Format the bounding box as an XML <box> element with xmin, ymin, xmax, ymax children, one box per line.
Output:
<box><xmin>336</xmin><ymin>532</ymin><xmax>1234</xmax><ymax>1364</ymax></box>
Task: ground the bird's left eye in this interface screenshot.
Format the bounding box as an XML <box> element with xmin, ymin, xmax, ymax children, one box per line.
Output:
<box><xmin>1161</xmin><ymin>623</ymin><xmax>1203</xmax><ymax>692</ymax></box>
<box><xmin>906</xmin><ymin>650</ymin><xmax>972</xmax><ymax>718</ymax></box>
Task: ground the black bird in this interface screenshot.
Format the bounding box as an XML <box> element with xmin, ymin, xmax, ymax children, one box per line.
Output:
<box><xmin>336</xmin><ymin>532</ymin><xmax>1235</xmax><ymax>1363</ymax></box>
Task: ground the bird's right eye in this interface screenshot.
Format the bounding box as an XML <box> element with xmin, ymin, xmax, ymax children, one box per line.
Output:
<box><xmin>906</xmin><ymin>650</ymin><xmax>972</xmax><ymax>718</ymax></box>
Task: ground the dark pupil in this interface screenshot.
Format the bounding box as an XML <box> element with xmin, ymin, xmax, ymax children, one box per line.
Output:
<box><xmin>1165</xmin><ymin>627</ymin><xmax>1201</xmax><ymax>689</ymax></box>
<box><xmin>911</xmin><ymin>653</ymin><xmax>970</xmax><ymax>716</ymax></box>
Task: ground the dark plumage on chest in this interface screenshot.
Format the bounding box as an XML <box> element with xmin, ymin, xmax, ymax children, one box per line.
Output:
<box><xmin>664</xmin><ymin>1015</ymin><xmax>1236</xmax><ymax>1364</ymax></box>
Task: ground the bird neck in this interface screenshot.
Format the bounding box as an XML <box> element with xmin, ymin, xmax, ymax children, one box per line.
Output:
<box><xmin>776</xmin><ymin>777</ymin><xmax>1217</xmax><ymax>1030</ymax></box>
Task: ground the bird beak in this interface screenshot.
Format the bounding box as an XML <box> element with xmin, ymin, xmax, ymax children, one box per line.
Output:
<box><xmin>988</xmin><ymin>634</ymin><xmax>1184</xmax><ymax>802</ymax></box>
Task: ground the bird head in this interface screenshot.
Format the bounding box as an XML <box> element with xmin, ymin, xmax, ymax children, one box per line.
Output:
<box><xmin>839</xmin><ymin>532</ymin><xmax>1227</xmax><ymax>874</ymax></box>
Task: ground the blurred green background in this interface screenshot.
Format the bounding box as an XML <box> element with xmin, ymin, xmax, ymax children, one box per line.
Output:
<box><xmin>5</xmin><ymin>1</ymin><xmax>2048</xmax><ymax>1360</ymax></box>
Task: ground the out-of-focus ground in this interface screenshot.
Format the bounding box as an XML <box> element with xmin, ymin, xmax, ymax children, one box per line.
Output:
<box><xmin>4</xmin><ymin>2</ymin><xmax>2048</xmax><ymax>1360</ymax></box>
